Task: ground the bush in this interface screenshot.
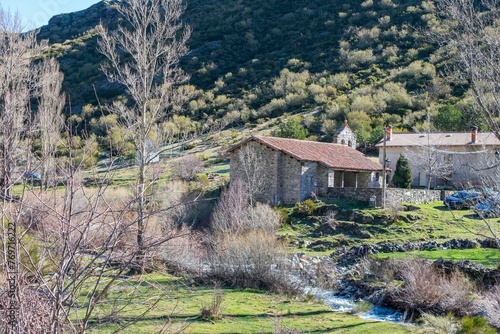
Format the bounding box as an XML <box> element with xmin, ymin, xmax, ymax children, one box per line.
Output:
<box><xmin>200</xmin><ymin>285</ymin><xmax>224</xmax><ymax>322</ymax></box>
<box><xmin>274</xmin><ymin>207</ymin><xmax>290</xmax><ymax>226</ymax></box>
<box><xmin>209</xmin><ymin>230</ymin><xmax>287</xmax><ymax>292</ymax></box>
<box><xmin>170</xmin><ymin>154</ymin><xmax>204</xmax><ymax>181</ymax></box>
<box><xmin>389</xmin><ymin>259</ymin><xmax>475</xmax><ymax>319</ymax></box>
<box><xmin>477</xmin><ymin>285</ymin><xmax>500</xmax><ymax>329</ymax></box>
<box><xmin>293</xmin><ymin>199</ymin><xmax>318</xmax><ymax>216</ymax></box>
<box><xmin>417</xmin><ymin>313</ymin><xmax>460</xmax><ymax>334</ymax></box>
<box><xmin>208</xmin><ymin>181</ymin><xmax>291</xmax><ymax>293</ymax></box>
<box><xmin>458</xmin><ymin>316</ymin><xmax>496</xmax><ymax>334</ymax></box>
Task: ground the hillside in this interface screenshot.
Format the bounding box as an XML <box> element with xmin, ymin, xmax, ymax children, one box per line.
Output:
<box><xmin>35</xmin><ymin>0</ymin><xmax>478</xmax><ymax>147</ymax></box>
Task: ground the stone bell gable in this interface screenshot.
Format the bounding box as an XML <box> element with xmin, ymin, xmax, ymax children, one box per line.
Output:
<box><xmin>333</xmin><ymin>120</ymin><xmax>357</xmax><ymax>149</ymax></box>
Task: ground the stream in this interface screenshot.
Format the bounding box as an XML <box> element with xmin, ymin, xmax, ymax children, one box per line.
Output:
<box><xmin>303</xmin><ymin>286</ymin><xmax>406</xmax><ymax>324</ymax></box>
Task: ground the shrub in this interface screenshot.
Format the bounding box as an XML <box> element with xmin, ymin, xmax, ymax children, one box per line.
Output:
<box><xmin>352</xmin><ymin>300</ymin><xmax>373</xmax><ymax>314</ymax></box>
<box><xmin>170</xmin><ymin>154</ymin><xmax>204</xmax><ymax>181</ymax></box>
<box><xmin>458</xmin><ymin>316</ymin><xmax>496</xmax><ymax>334</ymax></box>
<box><xmin>477</xmin><ymin>285</ymin><xmax>500</xmax><ymax>329</ymax></box>
<box><xmin>417</xmin><ymin>313</ymin><xmax>460</xmax><ymax>334</ymax></box>
<box><xmin>184</xmin><ymin>142</ymin><xmax>196</xmax><ymax>151</ymax></box>
<box><xmin>389</xmin><ymin>259</ymin><xmax>475</xmax><ymax>319</ymax></box>
<box><xmin>208</xmin><ymin>182</ymin><xmax>290</xmax><ymax>293</ymax></box>
<box><xmin>200</xmin><ymin>284</ymin><xmax>225</xmax><ymax>322</ymax></box>
<box><xmin>294</xmin><ymin>199</ymin><xmax>318</xmax><ymax>216</ymax></box>
<box><xmin>274</xmin><ymin>207</ymin><xmax>290</xmax><ymax>226</ymax></box>
<box><xmin>208</xmin><ymin>230</ymin><xmax>287</xmax><ymax>292</ymax></box>
<box><xmin>0</xmin><ymin>277</ymin><xmax>61</xmax><ymax>332</ymax></box>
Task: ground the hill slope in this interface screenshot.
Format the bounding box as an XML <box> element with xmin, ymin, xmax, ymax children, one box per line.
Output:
<box><xmin>35</xmin><ymin>0</ymin><xmax>474</xmax><ymax>144</ymax></box>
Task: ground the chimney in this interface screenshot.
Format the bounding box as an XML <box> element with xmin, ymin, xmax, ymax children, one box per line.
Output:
<box><xmin>386</xmin><ymin>126</ymin><xmax>393</xmax><ymax>141</ymax></box>
<box><xmin>471</xmin><ymin>126</ymin><xmax>478</xmax><ymax>143</ymax></box>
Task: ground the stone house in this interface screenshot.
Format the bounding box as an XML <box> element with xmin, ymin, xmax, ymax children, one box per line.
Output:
<box><xmin>376</xmin><ymin>127</ymin><xmax>500</xmax><ymax>188</ymax></box>
<box><xmin>228</xmin><ymin>135</ymin><xmax>385</xmax><ymax>205</ymax></box>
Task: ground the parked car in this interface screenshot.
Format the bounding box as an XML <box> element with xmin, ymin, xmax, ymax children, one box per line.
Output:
<box><xmin>474</xmin><ymin>196</ymin><xmax>500</xmax><ymax>218</ymax></box>
<box><xmin>444</xmin><ymin>190</ymin><xmax>483</xmax><ymax>209</ymax></box>
<box><xmin>22</xmin><ymin>171</ymin><xmax>41</xmax><ymax>180</ymax></box>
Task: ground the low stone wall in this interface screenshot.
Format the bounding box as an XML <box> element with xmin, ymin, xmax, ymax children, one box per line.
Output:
<box><xmin>327</xmin><ymin>187</ymin><xmax>453</xmax><ymax>206</ymax></box>
<box><xmin>328</xmin><ymin>187</ymin><xmax>383</xmax><ymax>206</ymax></box>
<box><xmin>386</xmin><ymin>188</ymin><xmax>453</xmax><ymax>204</ymax></box>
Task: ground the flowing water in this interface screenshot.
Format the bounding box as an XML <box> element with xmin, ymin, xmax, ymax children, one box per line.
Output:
<box><xmin>303</xmin><ymin>286</ymin><xmax>407</xmax><ymax>324</ymax></box>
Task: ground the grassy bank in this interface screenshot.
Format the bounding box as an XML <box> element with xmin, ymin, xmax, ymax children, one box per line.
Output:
<box><xmin>374</xmin><ymin>248</ymin><xmax>500</xmax><ymax>268</ymax></box>
<box><xmin>82</xmin><ymin>274</ymin><xmax>416</xmax><ymax>333</ymax></box>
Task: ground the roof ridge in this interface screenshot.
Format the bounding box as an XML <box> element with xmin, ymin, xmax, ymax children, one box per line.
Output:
<box><xmin>254</xmin><ymin>135</ymin><xmax>344</xmax><ymax>146</ymax></box>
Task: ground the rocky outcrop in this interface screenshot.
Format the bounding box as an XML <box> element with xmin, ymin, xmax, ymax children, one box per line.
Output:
<box><xmin>434</xmin><ymin>258</ymin><xmax>500</xmax><ymax>288</ymax></box>
<box><xmin>332</xmin><ymin>238</ymin><xmax>496</xmax><ymax>265</ymax></box>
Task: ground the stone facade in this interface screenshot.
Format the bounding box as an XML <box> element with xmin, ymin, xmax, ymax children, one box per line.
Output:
<box><xmin>280</xmin><ymin>153</ymin><xmax>302</xmax><ymax>204</ymax></box>
<box><xmin>229</xmin><ymin>141</ymin><xmax>278</xmax><ymax>204</ymax></box>
<box><xmin>229</xmin><ymin>141</ymin><xmax>305</xmax><ymax>205</ymax></box>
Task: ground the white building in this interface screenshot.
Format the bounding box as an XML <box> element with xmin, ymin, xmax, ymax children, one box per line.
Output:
<box><xmin>376</xmin><ymin>127</ymin><xmax>500</xmax><ymax>189</ymax></box>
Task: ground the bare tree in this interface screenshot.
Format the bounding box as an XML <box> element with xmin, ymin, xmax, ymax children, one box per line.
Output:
<box><xmin>170</xmin><ymin>154</ymin><xmax>203</xmax><ymax>181</ymax></box>
<box><xmin>0</xmin><ymin>8</ymin><xmax>42</xmax><ymax>196</ymax></box>
<box><xmin>432</xmin><ymin>0</ymin><xmax>500</xmax><ymax>140</ymax></box>
<box><xmin>97</xmin><ymin>0</ymin><xmax>192</xmax><ymax>268</ymax></box>
<box><xmin>405</xmin><ymin>144</ymin><xmax>454</xmax><ymax>190</ymax></box>
<box><xmin>405</xmin><ymin>115</ymin><xmax>454</xmax><ymax>189</ymax></box>
<box><xmin>35</xmin><ymin>58</ymin><xmax>65</xmax><ymax>189</ymax></box>
<box><xmin>235</xmin><ymin>144</ymin><xmax>267</xmax><ymax>204</ymax></box>
<box><xmin>430</xmin><ymin>0</ymin><xmax>500</xmax><ymax>248</ymax></box>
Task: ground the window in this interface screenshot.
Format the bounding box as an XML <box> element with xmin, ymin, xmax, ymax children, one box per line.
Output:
<box><xmin>328</xmin><ymin>171</ymin><xmax>335</xmax><ymax>187</ymax></box>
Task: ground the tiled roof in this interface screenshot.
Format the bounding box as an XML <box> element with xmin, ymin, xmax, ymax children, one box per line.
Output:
<box><xmin>229</xmin><ymin>136</ymin><xmax>384</xmax><ymax>172</ymax></box>
<box><xmin>375</xmin><ymin>132</ymin><xmax>500</xmax><ymax>147</ymax></box>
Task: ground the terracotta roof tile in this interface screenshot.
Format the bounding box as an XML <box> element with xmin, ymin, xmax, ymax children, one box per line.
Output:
<box><xmin>231</xmin><ymin>136</ymin><xmax>384</xmax><ymax>172</ymax></box>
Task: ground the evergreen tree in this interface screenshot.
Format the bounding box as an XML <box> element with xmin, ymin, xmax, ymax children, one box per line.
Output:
<box><xmin>274</xmin><ymin>117</ymin><xmax>308</xmax><ymax>139</ymax></box>
<box><xmin>392</xmin><ymin>154</ymin><xmax>412</xmax><ymax>188</ymax></box>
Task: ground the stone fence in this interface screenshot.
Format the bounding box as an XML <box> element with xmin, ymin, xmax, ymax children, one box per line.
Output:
<box><xmin>386</xmin><ymin>188</ymin><xmax>453</xmax><ymax>205</ymax></box>
<box><xmin>327</xmin><ymin>187</ymin><xmax>454</xmax><ymax>206</ymax></box>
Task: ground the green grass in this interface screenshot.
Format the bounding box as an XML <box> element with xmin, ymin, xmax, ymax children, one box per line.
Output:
<box><xmin>280</xmin><ymin>200</ymin><xmax>500</xmax><ymax>255</ymax></box>
<box><xmin>374</xmin><ymin>248</ymin><xmax>500</xmax><ymax>268</ymax></box>
<box><xmin>204</xmin><ymin>162</ymin><xmax>230</xmax><ymax>177</ymax></box>
<box><xmin>79</xmin><ymin>273</ymin><xmax>416</xmax><ymax>333</ymax></box>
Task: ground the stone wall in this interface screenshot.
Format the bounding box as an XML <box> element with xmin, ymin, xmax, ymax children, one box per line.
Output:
<box><xmin>300</xmin><ymin>161</ymin><xmax>318</xmax><ymax>201</ymax></box>
<box><xmin>386</xmin><ymin>188</ymin><xmax>453</xmax><ymax>204</ymax></box>
<box><xmin>316</xmin><ymin>165</ymin><xmax>330</xmax><ymax>196</ymax></box>
<box><xmin>327</xmin><ymin>187</ymin><xmax>453</xmax><ymax>206</ymax></box>
<box><xmin>328</xmin><ymin>187</ymin><xmax>384</xmax><ymax>206</ymax></box>
<box><xmin>230</xmin><ymin>141</ymin><xmax>278</xmax><ymax>204</ymax></box>
<box><xmin>280</xmin><ymin>154</ymin><xmax>302</xmax><ymax>204</ymax></box>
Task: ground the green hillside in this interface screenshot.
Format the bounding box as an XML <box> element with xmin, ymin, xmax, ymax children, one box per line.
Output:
<box><xmin>36</xmin><ymin>0</ymin><xmax>479</xmax><ymax>146</ymax></box>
